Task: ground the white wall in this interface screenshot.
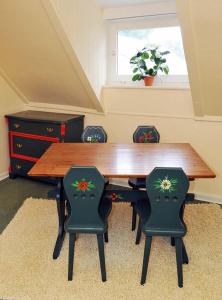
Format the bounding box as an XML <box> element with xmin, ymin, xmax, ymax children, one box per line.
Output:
<box><xmin>0</xmin><ymin>74</ymin><xmax>25</xmax><ymax>179</ymax></box>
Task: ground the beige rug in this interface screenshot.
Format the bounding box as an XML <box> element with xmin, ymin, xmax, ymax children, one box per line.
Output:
<box><xmin>0</xmin><ymin>199</ymin><xmax>221</xmax><ymax>300</ymax></box>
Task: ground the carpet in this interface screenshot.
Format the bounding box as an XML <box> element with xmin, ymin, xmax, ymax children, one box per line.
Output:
<box><xmin>0</xmin><ymin>199</ymin><xmax>221</xmax><ymax>300</ymax></box>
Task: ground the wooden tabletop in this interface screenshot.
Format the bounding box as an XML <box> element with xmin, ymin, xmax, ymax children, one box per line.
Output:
<box><xmin>28</xmin><ymin>143</ymin><xmax>216</xmax><ymax>179</ymax></box>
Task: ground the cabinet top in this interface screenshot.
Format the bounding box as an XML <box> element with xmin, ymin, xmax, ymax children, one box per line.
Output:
<box><xmin>5</xmin><ymin>110</ymin><xmax>84</xmax><ymax>124</ymax></box>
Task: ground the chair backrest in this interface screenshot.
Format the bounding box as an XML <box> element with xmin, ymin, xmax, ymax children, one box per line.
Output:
<box><xmin>63</xmin><ymin>166</ymin><xmax>106</xmax><ymax>231</ymax></box>
<box><xmin>133</xmin><ymin>126</ymin><xmax>160</xmax><ymax>143</ymax></box>
<box><xmin>82</xmin><ymin>126</ymin><xmax>107</xmax><ymax>143</ymax></box>
<box><xmin>144</xmin><ymin>167</ymin><xmax>189</xmax><ymax>235</ymax></box>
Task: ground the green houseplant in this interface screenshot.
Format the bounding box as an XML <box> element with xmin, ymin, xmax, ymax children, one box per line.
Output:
<box><xmin>130</xmin><ymin>46</ymin><xmax>170</xmax><ymax>86</ymax></box>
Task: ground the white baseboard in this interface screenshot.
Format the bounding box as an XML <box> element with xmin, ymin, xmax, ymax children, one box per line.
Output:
<box><xmin>110</xmin><ymin>179</ymin><xmax>222</xmax><ymax>205</ymax></box>
<box><xmin>195</xmin><ymin>193</ymin><xmax>222</xmax><ymax>205</ymax></box>
<box><xmin>109</xmin><ymin>178</ymin><xmax>129</xmax><ymax>187</ymax></box>
<box><xmin>0</xmin><ymin>172</ymin><xmax>9</xmax><ymax>181</ymax></box>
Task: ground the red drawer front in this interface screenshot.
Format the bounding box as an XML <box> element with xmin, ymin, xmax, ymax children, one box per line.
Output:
<box><xmin>10</xmin><ymin>131</ymin><xmax>59</xmax><ymax>162</ymax></box>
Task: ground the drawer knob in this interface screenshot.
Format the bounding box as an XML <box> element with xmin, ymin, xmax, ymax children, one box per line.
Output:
<box><xmin>46</xmin><ymin>127</ymin><xmax>54</xmax><ymax>133</ymax></box>
<box><xmin>16</xmin><ymin>143</ymin><xmax>23</xmax><ymax>149</ymax></box>
<box><xmin>16</xmin><ymin>164</ymin><xmax>22</xmax><ymax>170</ymax></box>
<box><xmin>14</xmin><ymin>123</ymin><xmax>20</xmax><ymax>129</ymax></box>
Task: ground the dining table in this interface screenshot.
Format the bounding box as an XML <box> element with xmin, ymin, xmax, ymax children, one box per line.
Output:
<box><xmin>28</xmin><ymin>143</ymin><xmax>216</xmax><ymax>259</ymax></box>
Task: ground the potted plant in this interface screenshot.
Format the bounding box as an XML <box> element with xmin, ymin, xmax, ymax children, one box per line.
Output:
<box><xmin>130</xmin><ymin>46</ymin><xmax>170</xmax><ymax>86</ymax></box>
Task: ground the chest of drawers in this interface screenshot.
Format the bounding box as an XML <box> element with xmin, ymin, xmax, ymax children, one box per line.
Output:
<box><xmin>5</xmin><ymin>110</ymin><xmax>84</xmax><ymax>183</ymax></box>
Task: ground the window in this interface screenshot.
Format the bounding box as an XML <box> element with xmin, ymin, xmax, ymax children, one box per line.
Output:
<box><xmin>107</xmin><ymin>15</ymin><xmax>189</xmax><ymax>87</ymax></box>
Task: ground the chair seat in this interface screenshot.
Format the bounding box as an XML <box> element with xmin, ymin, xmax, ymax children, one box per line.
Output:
<box><xmin>135</xmin><ymin>198</ymin><xmax>186</xmax><ymax>237</ymax></box>
<box><xmin>65</xmin><ymin>198</ymin><xmax>112</xmax><ymax>234</ymax></box>
<box><xmin>128</xmin><ymin>178</ymin><xmax>146</xmax><ymax>189</ymax></box>
<box><xmin>143</xmin><ymin>226</ymin><xmax>186</xmax><ymax>237</ymax></box>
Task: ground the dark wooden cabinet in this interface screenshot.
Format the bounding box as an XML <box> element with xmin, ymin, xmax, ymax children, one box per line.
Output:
<box><xmin>5</xmin><ymin>110</ymin><xmax>84</xmax><ymax>183</ymax></box>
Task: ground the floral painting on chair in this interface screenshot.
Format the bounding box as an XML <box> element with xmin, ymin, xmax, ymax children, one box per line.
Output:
<box><xmin>71</xmin><ymin>179</ymin><xmax>95</xmax><ymax>192</ymax></box>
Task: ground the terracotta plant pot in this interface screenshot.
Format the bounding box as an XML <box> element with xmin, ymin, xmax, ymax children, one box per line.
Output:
<box><xmin>144</xmin><ymin>76</ymin><xmax>155</xmax><ymax>86</ymax></box>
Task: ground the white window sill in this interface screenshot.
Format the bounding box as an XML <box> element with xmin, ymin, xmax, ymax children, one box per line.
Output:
<box><xmin>104</xmin><ymin>84</ymin><xmax>190</xmax><ymax>91</ymax></box>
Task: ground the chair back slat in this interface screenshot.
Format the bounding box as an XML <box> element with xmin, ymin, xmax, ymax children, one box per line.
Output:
<box><xmin>133</xmin><ymin>126</ymin><xmax>160</xmax><ymax>143</ymax></box>
<box><xmin>63</xmin><ymin>166</ymin><xmax>106</xmax><ymax>230</ymax></box>
<box><xmin>144</xmin><ymin>167</ymin><xmax>189</xmax><ymax>234</ymax></box>
<box><xmin>82</xmin><ymin>126</ymin><xmax>107</xmax><ymax>143</ymax></box>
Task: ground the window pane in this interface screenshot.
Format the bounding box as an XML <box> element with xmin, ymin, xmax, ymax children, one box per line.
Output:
<box><xmin>117</xmin><ymin>26</ymin><xmax>187</xmax><ymax>76</ymax></box>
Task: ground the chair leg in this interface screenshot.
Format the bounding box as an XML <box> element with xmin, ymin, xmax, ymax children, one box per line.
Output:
<box><xmin>175</xmin><ymin>237</ymin><xmax>183</xmax><ymax>288</ymax></box>
<box><xmin>68</xmin><ymin>233</ymin><xmax>76</xmax><ymax>281</ymax></box>
<box><xmin>104</xmin><ymin>231</ymin><xmax>108</xmax><ymax>243</ymax></box>
<box><xmin>132</xmin><ymin>204</ymin><xmax>137</xmax><ymax>231</ymax></box>
<box><xmin>97</xmin><ymin>234</ymin><xmax>107</xmax><ymax>282</ymax></box>
<box><xmin>131</xmin><ymin>186</ymin><xmax>138</xmax><ymax>230</ymax></box>
<box><xmin>171</xmin><ymin>237</ymin><xmax>175</xmax><ymax>246</ymax></box>
<box><xmin>182</xmin><ymin>239</ymin><xmax>189</xmax><ymax>264</ymax></box>
<box><xmin>141</xmin><ymin>236</ymin><xmax>152</xmax><ymax>285</ymax></box>
<box><xmin>136</xmin><ymin>219</ymin><xmax>142</xmax><ymax>245</ymax></box>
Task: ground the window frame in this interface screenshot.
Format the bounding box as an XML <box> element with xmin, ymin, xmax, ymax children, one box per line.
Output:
<box><xmin>107</xmin><ymin>14</ymin><xmax>189</xmax><ymax>88</ymax></box>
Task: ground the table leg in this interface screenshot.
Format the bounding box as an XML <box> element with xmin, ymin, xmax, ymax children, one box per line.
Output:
<box><xmin>53</xmin><ymin>178</ymin><xmax>66</xmax><ymax>259</ymax></box>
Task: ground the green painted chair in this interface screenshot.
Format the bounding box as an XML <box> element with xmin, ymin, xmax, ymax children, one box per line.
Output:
<box><xmin>63</xmin><ymin>166</ymin><xmax>112</xmax><ymax>282</ymax></box>
<box><xmin>81</xmin><ymin>126</ymin><xmax>107</xmax><ymax>143</ymax></box>
<box><xmin>82</xmin><ymin>126</ymin><xmax>109</xmax><ymax>185</ymax></box>
<box><xmin>135</xmin><ymin>167</ymin><xmax>189</xmax><ymax>287</ymax></box>
<box><xmin>129</xmin><ymin>126</ymin><xmax>160</xmax><ymax>231</ymax></box>
<box><xmin>132</xmin><ymin>125</ymin><xmax>160</xmax><ymax>144</ymax></box>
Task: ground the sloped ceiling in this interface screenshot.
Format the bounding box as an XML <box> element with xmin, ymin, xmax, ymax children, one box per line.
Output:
<box><xmin>0</xmin><ymin>0</ymin><xmax>103</xmax><ymax>112</ymax></box>
<box><xmin>1</xmin><ymin>0</ymin><xmax>221</xmax><ymax>117</ymax></box>
<box><xmin>176</xmin><ymin>0</ymin><xmax>222</xmax><ymax>116</ymax></box>
<box><xmin>97</xmin><ymin>0</ymin><xmax>170</xmax><ymax>7</ymax></box>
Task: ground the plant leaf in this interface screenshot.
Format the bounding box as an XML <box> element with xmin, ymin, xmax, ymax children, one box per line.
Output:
<box><xmin>163</xmin><ymin>66</ymin><xmax>169</xmax><ymax>74</ymax></box>
<box><xmin>130</xmin><ymin>56</ymin><xmax>137</xmax><ymax>63</ymax></box>
<box><xmin>132</xmin><ymin>74</ymin><xmax>142</xmax><ymax>81</ymax></box>
<box><xmin>148</xmin><ymin>68</ymin><xmax>154</xmax><ymax>76</ymax></box>
<box><xmin>139</xmin><ymin>60</ymin><xmax>147</xmax><ymax>70</ymax></box>
<box><xmin>141</xmin><ymin>52</ymin><xmax>149</xmax><ymax>60</ymax></box>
